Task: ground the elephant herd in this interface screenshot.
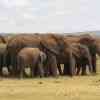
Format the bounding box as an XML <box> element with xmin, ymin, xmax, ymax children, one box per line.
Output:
<box><xmin>0</xmin><ymin>33</ymin><xmax>100</xmax><ymax>78</ymax></box>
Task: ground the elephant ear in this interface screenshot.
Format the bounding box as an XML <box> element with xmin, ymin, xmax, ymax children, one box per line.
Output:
<box><xmin>70</xmin><ymin>44</ymin><xmax>80</xmax><ymax>58</ymax></box>
<box><xmin>40</xmin><ymin>41</ymin><xmax>60</xmax><ymax>56</ymax></box>
<box><xmin>50</xmin><ymin>34</ymin><xmax>67</xmax><ymax>51</ymax></box>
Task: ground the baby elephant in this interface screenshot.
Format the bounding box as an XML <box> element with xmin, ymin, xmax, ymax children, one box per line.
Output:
<box><xmin>17</xmin><ymin>47</ymin><xmax>47</xmax><ymax>78</ymax></box>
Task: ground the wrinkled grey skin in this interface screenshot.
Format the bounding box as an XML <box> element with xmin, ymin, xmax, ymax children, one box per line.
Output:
<box><xmin>17</xmin><ymin>47</ymin><xmax>47</xmax><ymax>78</ymax></box>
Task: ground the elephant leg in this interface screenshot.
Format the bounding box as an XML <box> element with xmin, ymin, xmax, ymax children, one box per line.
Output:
<box><xmin>34</xmin><ymin>65</ymin><xmax>38</xmax><ymax>77</ymax></box>
<box><xmin>49</xmin><ymin>54</ymin><xmax>58</xmax><ymax>77</ymax></box>
<box><xmin>11</xmin><ymin>55</ymin><xmax>16</xmax><ymax>77</ymax></box>
<box><xmin>19</xmin><ymin>66</ymin><xmax>24</xmax><ymax>78</ymax></box>
<box><xmin>6</xmin><ymin>61</ymin><xmax>12</xmax><ymax>77</ymax></box>
<box><xmin>30</xmin><ymin>66</ymin><xmax>35</xmax><ymax>78</ymax></box>
<box><xmin>15</xmin><ymin>56</ymin><xmax>18</xmax><ymax>76</ymax></box>
<box><xmin>57</xmin><ymin>63</ymin><xmax>63</xmax><ymax>75</ymax></box>
<box><xmin>19</xmin><ymin>62</ymin><xmax>24</xmax><ymax>79</ymax></box>
<box><xmin>17</xmin><ymin>56</ymin><xmax>24</xmax><ymax>78</ymax></box>
<box><xmin>38</xmin><ymin>63</ymin><xmax>44</xmax><ymax>78</ymax></box>
<box><xmin>81</xmin><ymin>64</ymin><xmax>87</xmax><ymax>75</ymax></box>
<box><xmin>0</xmin><ymin>55</ymin><xmax>3</xmax><ymax>76</ymax></box>
<box><xmin>76</xmin><ymin>65</ymin><xmax>81</xmax><ymax>75</ymax></box>
<box><xmin>44</xmin><ymin>63</ymin><xmax>49</xmax><ymax>77</ymax></box>
<box><xmin>69</xmin><ymin>56</ymin><xmax>76</xmax><ymax>76</ymax></box>
<box><xmin>63</xmin><ymin>62</ymin><xmax>70</xmax><ymax>75</ymax></box>
<box><xmin>6</xmin><ymin>53</ymin><xmax>12</xmax><ymax>76</ymax></box>
<box><xmin>12</xmin><ymin>55</ymin><xmax>18</xmax><ymax>77</ymax></box>
<box><xmin>92</xmin><ymin>55</ymin><xmax>96</xmax><ymax>73</ymax></box>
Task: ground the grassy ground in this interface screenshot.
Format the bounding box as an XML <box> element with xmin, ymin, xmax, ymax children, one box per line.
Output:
<box><xmin>0</xmin><ymin>59</ymin><xmax>100</xmax><ymax>100</ymax></box>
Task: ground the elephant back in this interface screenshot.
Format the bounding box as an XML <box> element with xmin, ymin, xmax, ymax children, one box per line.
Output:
<box><xmin>7</xmin><ymin>34</ymin><xmax>42</xmax><ymax>54</ymax></box>
<box><xmin>64</xmin><ymin>36</ymin><xmax>80</xmax><ymax>44</ymax></box>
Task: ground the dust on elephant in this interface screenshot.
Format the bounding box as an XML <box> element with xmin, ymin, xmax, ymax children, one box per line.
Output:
<box><xmin>17</xmin><ymin>47</ymin><xmax>47</xmax><ymax>78</ymax></box>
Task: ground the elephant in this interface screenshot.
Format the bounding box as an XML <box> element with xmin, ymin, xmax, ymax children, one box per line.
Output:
<box><xmin>62</xmin><ymin>34</ymin><xmax>100</xmax><ymax>74</ymax></box>
<box><xmin>79</xmin><ymin>35</ymin><xmax>98</xmax><ymax>73</ymax></box>
<box><xmin>7</xmin><ymin>34</ymin><xmax>42</xmax><ymax>76</ymax></box>
<box><xmin>17</xmin><ymin>47</ymin><xmax>47</xmax><ymax>78</ymax></box>
<box><xmin>0</xmin><ymin>44</ymin><xmax>7</xmax><ymax>75</ymax></box>
<box><xmin>0</xmin><ymin>43</ymin><xmax>12</xmax><ymax>76</ymax></box>
<box><xmin>0</xmin><ymin>35</ymin><xmax>8</xmax><ymax>73</ymax></box>
<box><xmin>40</xmin><ymin>36</ymin><xmax>76</xmax><ymax>76</ymax></box>
<box><xmin>71</xmin><ymin>43</ymin><xmax>93</xmax><ymax>75</ymax></box>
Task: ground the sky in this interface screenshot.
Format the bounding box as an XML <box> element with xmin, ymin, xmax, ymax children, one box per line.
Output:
<box><xmin>0</xmin><ymin>0</ymin><xmax>100</xmax><ymax>33</ymax></box>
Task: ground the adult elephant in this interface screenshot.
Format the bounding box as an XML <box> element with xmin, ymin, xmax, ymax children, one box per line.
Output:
<box><xmin>40</xmin><ymin>35</ymin><xmax>76</xmax><ymax>76</ymax></box>
<box><xmin>0</xmin><ymin>44</ymin><xmax>11</xmax><ymax>76</ymax></box>
<box><xmin>0</xmin><ymin>35</ymin><xmax>10</xmax><ymax>76</ymax></box>
<box><xmin>0</xmin><ymin>44</ymin><xmax>7</xmax><ymax>75</ymax></box>
<box><xmin>63</xmin><ymin>34</ymin><xmax>100</xmax><ymax>74</ymax></box>
<box><xmin>7</xmin><ymin>34</ymin><xmax>42</xmax><ymax>76</ymax></box>
<box><xmin>71</xmin><ymin>43</ymin><xmax>92</xmax><ymax>75</ymax></box>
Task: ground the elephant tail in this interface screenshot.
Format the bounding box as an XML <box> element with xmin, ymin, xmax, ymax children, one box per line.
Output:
<box><xmin>17</xmin><ymin>55</ymin><xmax>24</xmax><ymax>72</ymax></box>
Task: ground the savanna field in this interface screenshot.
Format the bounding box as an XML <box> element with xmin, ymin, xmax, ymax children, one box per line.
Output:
<box><xmin>0</xmin><ymin>58</ymin><xmax>99</xmax><ymax>100</ymax></box>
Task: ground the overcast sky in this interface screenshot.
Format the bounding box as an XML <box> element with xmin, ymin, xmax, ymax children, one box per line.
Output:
<box><xmin>0</xmin><ymin>0</ymin><xmax>100</xmax><ymax>33</ymax></box>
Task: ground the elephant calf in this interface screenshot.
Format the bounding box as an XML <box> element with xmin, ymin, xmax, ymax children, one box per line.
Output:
<box><xmin>17</xmin><ymin>47</ymin><xmax>47</xmax><ymax>78</ymax></box>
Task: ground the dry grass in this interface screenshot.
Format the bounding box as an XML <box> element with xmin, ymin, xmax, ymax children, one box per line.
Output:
<box><xmin>0</xmin><ymin>59</ymin><xmax>100</xmax><ymax>100</ymax></box>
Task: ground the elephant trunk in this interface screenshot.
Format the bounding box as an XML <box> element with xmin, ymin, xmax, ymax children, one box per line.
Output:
<box><xmin>69</xmin><ymin>51</ymin><xmax>76</xmax><ymax>76</ymax></box>
<box><xmin>40</xmin><ymin>42</ymin><xmax>60</xmax><ymax>56</ymax></box>
<box><xmin>84</xmin><ymin>46</ymin><xmax>93</xmax><ymax>73</ymax></box>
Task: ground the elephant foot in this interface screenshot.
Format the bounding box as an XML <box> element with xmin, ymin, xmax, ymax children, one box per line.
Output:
<box><xmin>81</xmin><ymin>72</ymin><xmax>87</xmax><ymax>76</ymax></box>
<box><xmin>39</xmin><ymin>73</ymin><xmax>44</xmax><ymax>78</ymax></box>
<box><xmin>91</xmin><ymin>72</ymin><xmax>97</xmax><ymax>76</ymax></box>
<box><xmin>92</xmin><ymin>70</ymin><xmax>96</xmax><ymax>74</ymax></box>
<box><xmin>60</xmin><ymin>73</ymin><xmax>63</xmax><ymax>76</ymax></box>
